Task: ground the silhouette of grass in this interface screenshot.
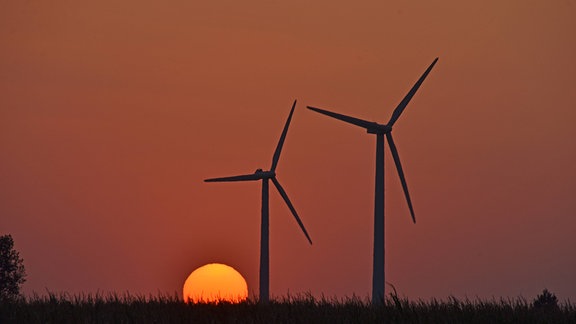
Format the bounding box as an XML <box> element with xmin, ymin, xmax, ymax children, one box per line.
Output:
<box><xmin>1</xmin><ymin>292</ymin><xmax>575</xmax><ymax>323</ymax></box>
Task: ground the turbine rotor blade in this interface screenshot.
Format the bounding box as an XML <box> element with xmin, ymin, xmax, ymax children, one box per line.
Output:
<box><xmin>205</xmin><ymin>173</ymin><xmax>263</xmax><ymax>182</ymax></box>
<box><xmin>387</xmin><ymin>58</ymin><xmax>438</xmax><ymax>127</ymax></box>
<box><xmin>386</xmin><ymin>133</ymin><xmax>416</xmax><ymax>223</ymax></box>
<box><xmin>271</xmin><ymin>100</ymin><xmax>297</xmax><ymax>171</ymax></box>
<box><xmin>271</xmin><ymin>177</ymin><xmax>313</xmax><ymax>244</ymax></box>
<box><xmin>307</xmin><ymin>106</ymin><xmax>375</xmax><ymax>130</ymax></box>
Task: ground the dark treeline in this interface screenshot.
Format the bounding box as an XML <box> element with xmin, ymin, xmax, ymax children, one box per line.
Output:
<box><xmin>1</xmin><ymin>293</ymin><xmax>575</xmax><ymax>324</ymax></box>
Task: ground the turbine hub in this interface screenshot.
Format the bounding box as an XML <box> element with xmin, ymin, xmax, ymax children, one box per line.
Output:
<box><xmin>367</xmin><ymin>123</ymin><xmax>392</xmax><ymax>134</ymax></box>
<box><xmin>255</xmin><ymin>169</ymin><xmax>275</xmax><ymax>178</ymax></box>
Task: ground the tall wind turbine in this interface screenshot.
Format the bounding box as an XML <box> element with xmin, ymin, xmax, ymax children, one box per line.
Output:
<box><xmin>204</xmin><ymin>100</ymin><xmax>312</xmax><ymax>303</ymax></box>
<box><xmin>307</xmin><ymin>58</ymin><xmax>438</xmax><ymax>304</ymax></box>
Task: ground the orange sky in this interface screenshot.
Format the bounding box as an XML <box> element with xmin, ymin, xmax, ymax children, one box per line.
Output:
<box><xmin>1</xmin><ymin>0</ymin><xmax>575</xmax><ymax>301</ymax></box>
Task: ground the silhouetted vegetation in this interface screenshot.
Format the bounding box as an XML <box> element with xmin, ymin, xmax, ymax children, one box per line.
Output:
<box><xmin>0</xmin><ymin>235</ymin><xmax>26</xmax><ymax>301</ymax></box>
<box><xmin>1</xmin><ymin>292</ymin><xmax>575</xmax><ymax>323</ymax></box>
<box><xmin>533</xmin><ymin>288</ymin><xmax>559</xmax><ymax>310</ymax></box>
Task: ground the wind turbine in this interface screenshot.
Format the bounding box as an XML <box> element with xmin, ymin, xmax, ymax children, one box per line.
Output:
<box><xmin>307</xmin><ymin>58</ymin><xmax>438</xmax><ymax>304</ymax></box>
<box><xmin>204</xmin><ymin>100</ymin><xmax>312</xmax><ymax>303</ymax></box>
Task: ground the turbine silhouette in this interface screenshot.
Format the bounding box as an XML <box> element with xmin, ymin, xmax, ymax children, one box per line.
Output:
<box><xmin>204</xmin><ymin>100</ymin><xmax>312</xmax><ymax>303</ymax></box>
<box><xmin>307</xmin><ymin>58</ymin><xmax>438</xmax><ymax>304</ymax></box>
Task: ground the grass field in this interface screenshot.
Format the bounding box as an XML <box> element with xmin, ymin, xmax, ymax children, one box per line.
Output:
<box><xmin>1</xmin><ymin>293</ymin><xmax>575</xmax><ymax>323</ymax></box>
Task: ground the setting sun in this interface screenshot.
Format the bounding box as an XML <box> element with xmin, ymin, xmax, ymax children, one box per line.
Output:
<box><xmin>183</xmin><ymin>263</ymin><xmax>248</xmax><ymax>303</ymax></box>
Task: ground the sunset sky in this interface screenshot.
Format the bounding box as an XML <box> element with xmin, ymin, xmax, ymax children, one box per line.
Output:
<box><xmin>2</xmin><ymin>0</ymin><xmax>575</xmax><ymax>301</ymax></box>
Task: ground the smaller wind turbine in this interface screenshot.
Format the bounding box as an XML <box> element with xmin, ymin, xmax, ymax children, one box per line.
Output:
<box><xmin>204</xmin><ymin>100</ymin><xmax>312</xmax><ymax>303</ymax></box>
<box><xmin>307</xmin><ymin>58</ymin><xmax>438</xmax><ymax>304</ymax></box>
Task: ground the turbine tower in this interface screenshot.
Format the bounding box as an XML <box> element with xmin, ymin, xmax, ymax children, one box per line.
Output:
<box><xmin>204</xmin><ymin>100</ymin><xmax>312</xmax><ymax>303</ymax></box>
<box><xmin>307</xmin><ymin>58</ymin><xmax>438</xmax><ymax>304</ymax></box>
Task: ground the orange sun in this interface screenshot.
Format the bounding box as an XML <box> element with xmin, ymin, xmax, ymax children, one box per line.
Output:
<box><xmin>183</xmin><ymin>263</ymin><xmax>248</xmax><ymax>303</ymax></box>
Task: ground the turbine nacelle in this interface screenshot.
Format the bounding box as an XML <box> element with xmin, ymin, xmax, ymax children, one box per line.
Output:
<box><xmin>366</xmin><ymin>123</ymin><xmax>392</xmax><ymax>134</ymax></box>
<box><xmin>255</xmin><ymin>169</ymin><xmax>276</xmax><ymax>179</ymax></box>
